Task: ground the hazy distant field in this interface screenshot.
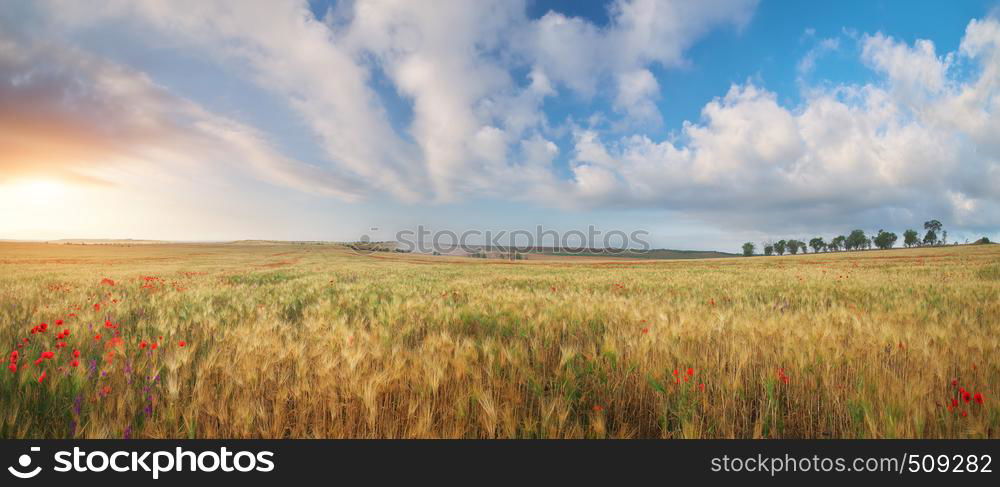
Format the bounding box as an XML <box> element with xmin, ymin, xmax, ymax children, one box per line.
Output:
<box><xmin>1</xmin><ymin>242</ymin><xmax>997</xmax><ymax>438</ymax></box>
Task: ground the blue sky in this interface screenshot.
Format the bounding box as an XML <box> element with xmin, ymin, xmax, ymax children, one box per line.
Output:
<box><xmin>2</xmin><ymin>0</ymin><xmax>999</xmax><ymax>250</ymax></box>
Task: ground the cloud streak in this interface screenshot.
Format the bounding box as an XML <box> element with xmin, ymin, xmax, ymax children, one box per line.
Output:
<box><xmin>0</xmin><ymin>28</ymin><xmax>364</xmax><ymax>200</ymax></box>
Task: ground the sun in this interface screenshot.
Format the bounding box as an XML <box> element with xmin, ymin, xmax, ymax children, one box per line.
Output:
<box><xmin>2</xmin><ymin>179</ymin><xmax>72</xmax><ymax>205</ymax></box>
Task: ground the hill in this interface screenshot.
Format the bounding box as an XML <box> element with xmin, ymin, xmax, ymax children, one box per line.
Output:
<box><xmin>535</xmin><ymin>248</ymin><xmax>737</xmax><ymax>259</ymax></box>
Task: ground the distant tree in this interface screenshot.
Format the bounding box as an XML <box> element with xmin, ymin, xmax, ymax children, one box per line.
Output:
<box><xmin>873</xmin><ymin>230</ymin><xmax>898</xmax><ymax>250</ymax></box>
<box><xmin>829</xmin><ymin>236</ymin><xmax>845</xmax><ymax>252</ymax></box>
<box><xmin>809</xmin><ymin>237</ymin><xmax>825</xmax><ymax>253</ymax></box>
<box><xmin>742</xmin><ymin>242</ymin><xmax>755</xmax><ymax>257</ymax></box>
<box><xmin>775</xmin><ymin>240</ymin><xmax>787</xmax><ymax>256</ymax></box>
<box><xmin>846</xmin><ymin>230</ymin><xmax>867</xmax><ymax>251</ymax></box>
<box><xmin>924</xmin><ymin>220</ymin><xmax>943</xmax><ymax>245</ymax></box>
<box><xmin>903</xmin><ymin>229</ymin><xmax>919</xmax><ymax>248</ymax></box>
<box><xmin>763</xmin><ymin>244</ymin><xmax>774</xmax><ymax>256</ymax></box>
<box><xmin>942</xmin><ymin>230</ymin><xmax>948</xmax><ymax>245</ymax></box>
<box><xmin>923</xmin><ymin>229</ymin><xmax>938</xmax><ymax>246</ymax></box>
<box><xmin>786</xmin><ymin>240</ymin><xmax>799</xmax><ymax>255</ymax></box>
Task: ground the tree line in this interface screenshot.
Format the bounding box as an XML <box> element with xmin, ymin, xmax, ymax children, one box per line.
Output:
<box><xmin>740</xmin><ymin>220</ymin><xmax>954</xmax><ymax>256</ymax></box>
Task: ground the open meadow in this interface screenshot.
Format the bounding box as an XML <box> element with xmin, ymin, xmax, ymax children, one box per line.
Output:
<box><xmin>1</xmin><ymin>242</ymin><xmax>997</xmax><ymax>438</ymax></box>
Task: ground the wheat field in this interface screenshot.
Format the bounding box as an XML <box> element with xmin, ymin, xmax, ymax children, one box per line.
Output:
<box><xmin>1</xmin><ymin>241</ymin><xmax>997</xmax><ymax>438</ymax></box>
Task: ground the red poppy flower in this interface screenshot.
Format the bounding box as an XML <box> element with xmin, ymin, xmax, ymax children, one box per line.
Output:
<box><xmin>73</xmin><ymin>350</ymin><xmax>80</xmax><ymax>358</ymax></box>
<box><xmin>974</xmin><ymin>393</ymin><xmax>984</xmax><ymax>405</ymax></box>
<box><xmin>41</xmin><ymin>351</ymin><xmax>54</xmax><ymax>359</ymax></box>
<box><xmin>961</xmin><ymin>410</ymin><xmax>968</xmax><ymax>418</ymax></box>
<box><xmin>951</xmin><ymin>379</ymin><xmax>958</xmax><ymax>387</ymax></box>
<box><xmin>178</xmin><ymin>340</ymin><xmax>186</xmax><ymax>347</ymax></box>
<box><xmin>102</xmin><ymin>386</ymin><xmax>111</xmax><ymax>395</ymax></box>
<box><xmin>38</xmin><ymin>371</ymin><xmax>46</xmax><ymax>383</ymax></box>
<box><xmin>686</xmin><ymin>368</ymin><xmax>694</xmax><ymax>376</ymax></box>
<box><xmin>7</xmin><ymin>363</ymin><xmax>15</xmax><ymax>373</ymax></box>
<box><xmin>94</xmin><ymin>334</ymin><xmax>102</xmax><ymax>341</ymax></box>
<box><xmin>140</xmin><ymin>341</ymin><xmax>148</xmax><ymax>349</ymax></box>
<box><xmin>101</xmin><ymin>278</ymin><xmax>115</xmax><ymax>286</ymax></box>
<box><xmin>34</xmin><ymin>358</ymin><xmax>43</xmax><ymax>366</ymax></box>
<box><xmin>641</xmin><ymin>327</ymin><xmax>649</xmax><ymax>334</ymax></box>
<box><xmin>777</xmin><ymin>368</ymin><xmax>790</xmax><ymax>384</ymax></box>
<box><xmin>151</xmin><ymin>343</ymin><xmax>158</xmax><ymax>350</ymax></box>
<box><xmin>592</xmin><ymin>405</ymin><xmax>604</xmax><ymax>412</ymax></box>
<box><xmin>963</xmin><ymin>391</ymin><xmax>972</xmax><ymax>403</ymax></box>
<box><xmin>951</xmin><ymin>398</ymin><xmax>959</xmax><ymax>407</ymax></box>
<box><xmin>55</xmin><ymin>319</ymin><xmax>64</xmax><ymax>326</ymax></box>
<box><xmin>9</xmin><ymin>350</ymin><xmax>17</xmax><ymax>362</ymax></box>
<box><xmin>699</xmin><ymin>383</ymin><xmax>705</xmax><ymax>392</ymax></box>
<box><xmin>672</xmin><ymin>369</ymin><xmax>678</xmax><ymax>376</ymax></box>
<box><xmin>39</xmin><ymin>323</ymin><xmax>48</xmax><ymax>331</ymax></box>
<box><xmin>63</xmin><ymin>329</ymin><xmax>70</xmax><ymax>336</ymax></box>
<box><xmin>70</xmin><ymin>360</ymin><xmax>79</xmax><ymax>368</ymax></box>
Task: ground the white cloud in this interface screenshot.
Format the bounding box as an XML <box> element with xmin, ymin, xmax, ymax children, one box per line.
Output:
<box><xmin>558</xmin><ymin>19</ymin><xmax>1000</xmax><ymax>232</ymax></box>
<box><xmin>18</xmin><ymin>0</ymin><xmax>755</xmax><ymax>203</ymax></box>
<box><xmin>614</xmin><ymin>69</ymin><xmax>662</xmax><ymax>123</ymax></box>
<box><xmin>797</xmin><ymin>37</ymin><xmax>840</xmax><ymax>76</ymax></box>
<box><xmin>861</xmin><ymin>33</ymin><xmax>952</xmax><ymax>104</ymax></box>
<box><xmin>523</xmin><ymin>0</ymin><xmax>756</xmax><ymax>117</ymax></box>
<box><xmin>4</xmin><ymin>1</ymin><xmax>999</xmax><ymax>239</ymax></box>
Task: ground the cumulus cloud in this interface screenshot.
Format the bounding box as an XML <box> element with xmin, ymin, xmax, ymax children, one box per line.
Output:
<box><xmin>522</xmin><ymin>0</ymin><xmax>756</xmax><ymax>128</ymax></box>
<box><xmin>614</xmin><ymin>69</ymin><xmax>662</xmax><ymax>124</ymax></box>
<box><xmin>559</xmin><ymin>18</ymin><xmax>1000</xmax><ymax>232</ymax></box>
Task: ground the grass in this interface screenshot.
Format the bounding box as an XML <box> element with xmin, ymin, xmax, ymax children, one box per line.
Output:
<box><xmin>0</xmin><ymin>242</ymin><xmax>997</xmax><ymax>438</ymax></box>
